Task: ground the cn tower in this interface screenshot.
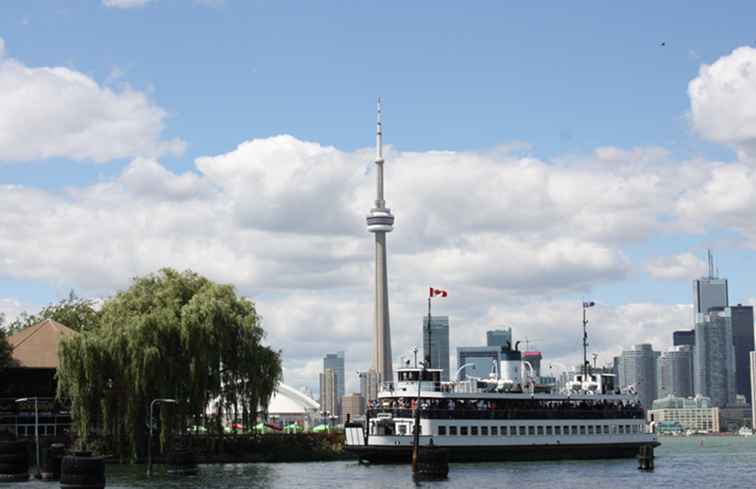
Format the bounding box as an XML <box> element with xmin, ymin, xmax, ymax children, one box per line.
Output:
<box><xmin>366</xmin><ymin>98</ymin><xmax>395</xmax><ymax>384</ymax></box>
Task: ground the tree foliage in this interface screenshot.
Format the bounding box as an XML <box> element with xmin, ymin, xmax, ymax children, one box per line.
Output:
<box><xmin>0</xmin><ymin>315</ymin><xmax>16</xmax><ymax>371</ymax></box>
<box><xmin>5</xmin><ymin>291</ymin><xmax>100</xmax><ymax>334</ymax></box>
<box><xmin>56</xmin><ymin>269</ymin><xmax>283</xmax><ymax>461</ymax></box>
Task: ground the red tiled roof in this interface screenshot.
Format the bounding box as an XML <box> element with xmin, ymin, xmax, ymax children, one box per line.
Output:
<box><xmin>8</xmin><ymin>319</ymin><xmax>78</xmax><ymax>369</ymax></box>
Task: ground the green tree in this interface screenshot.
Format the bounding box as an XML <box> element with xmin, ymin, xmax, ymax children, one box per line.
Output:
<box><xmin>0</xmin><ymin>314</ymin><xmax>17</xmax><ymax>371</ymax></box>
<box><xmin>56</xmin><ymin>269</ymin><xmax>282</xmax><ymax>461</ymax></box>
<box><xmin>5</xmin><ymin>291</ymin><xmax>100</xmax><ymax>334</ymax></box>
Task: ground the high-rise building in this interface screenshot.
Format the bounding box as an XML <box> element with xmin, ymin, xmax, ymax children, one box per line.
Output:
<box><xmin>457</xmin><ymin>346</ymin><xmax>501</xmax><ymax>381</ymax></box>
<box><xmin>750</xmin><ymin>352</ymin><xmax>756</xmax><ymax>430</ymax></box>
<box><xmin>730</xmin><ymin>305</ymin><xmax>755</xmax><ymax>402</ymax></box>
<box><xmin>358</xmin><ymin>369</ymin><xmax>379</xmax><ymax>402</ymax></box>
<box><xmin>673</xmin><ymin>330</ymin><xmax>695</xmax><ymax>347</ymax></box>
<box><xmin>366</xmin><ymin>99</ymin><xmax>395</xmax><ymax>385</ymax></box>
<box><xmin>693</xmin><ymin>250</ymin><xmax>728</xmax><ymax>315</ymax></box>
<box><xmin>423</xmin><ymin>315</ymin><xmax>450</xmax><ymax>381</ymax></box>
<box><xmin>323</xmin><ymin>352</ymin><xmax>345</xmax><ymax>404</ymax></box>
<box><xmin>486</xmin><ymin>328</ymin><xmax>513</xmax><ymax>348</ymax></box>
<box><xmin>620</xmin><ymin>344</ymin><xmax>659</xmax><ymax>408</ymax></box>
<box><xmin>694</xmin><ymin>309</ymin><xmax>736</xmax><ymax>407</ymax></box>
<box><xmin>657</xmin><ymin>346</ymin><xmax>694</xmax><ymax>399</ymax></box>
<box><xmin>342</xmin><ymin>393</ymin><xmax>366</xmax><ymax>421</ymax></box>
<box><xmin>319</xmin><ymin>368</ymin><xmax>338</xmax><ymax>420</ymax></box>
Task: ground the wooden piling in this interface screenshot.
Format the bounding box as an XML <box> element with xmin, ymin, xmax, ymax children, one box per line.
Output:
<box><xmin>638</xmin><ymin>444</ymin><xmax>654</xmax><ymax>471</ymax></box>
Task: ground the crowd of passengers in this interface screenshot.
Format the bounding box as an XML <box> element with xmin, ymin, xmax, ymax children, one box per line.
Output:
<box><xmin>368</xmin><ymin>398</ymin><xmax>642</xmax><ymax>413</ymax></box>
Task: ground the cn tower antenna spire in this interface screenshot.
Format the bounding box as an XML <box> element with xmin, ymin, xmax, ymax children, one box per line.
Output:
<box><xmin>376</xmin><ymin>97</ymin><xmax>383</xmax><ymax>162</ymax></box>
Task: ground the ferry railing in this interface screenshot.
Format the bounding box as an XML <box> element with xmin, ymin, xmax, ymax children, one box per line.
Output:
<box><xmin>366</xmin><ymin>407</ymin><xmax>645</xmax><ymax>421</ymax></box>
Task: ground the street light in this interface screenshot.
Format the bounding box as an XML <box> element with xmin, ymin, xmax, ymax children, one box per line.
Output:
<box><xmin>147</xmin><ymin>398</ymin><xmax>176</xmax><ymax>476</ymax></box>
<box><xmin>15</xmin><ymin>398</ymin><xmax>40</xmax><ymax>478</ymax></box>
<box><xmin>582</xmin><ymin>301</ymin><xmax>595</xmax><ymax>379</ymax></box>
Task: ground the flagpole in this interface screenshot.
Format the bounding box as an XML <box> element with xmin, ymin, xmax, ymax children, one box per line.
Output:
<box><xmin>426</xmin><ymin>295</ymin><xmax>432</xmax><ymax>369</ymax></box>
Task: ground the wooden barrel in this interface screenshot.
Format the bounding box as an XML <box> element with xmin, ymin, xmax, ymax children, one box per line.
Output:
<box><xmin>166</xmin><ymin>449</ymin><xmax>198</xmax><ymax>475</ymax></box>
<box><xmin>41</xmin><ymin>443</ymin><xmax>65</xmax><ymax>480</ymax></box>
<box><xmin>60</xmin><ymin>451</ymin><xmax>106</xmax><ymax>489</ymax></box>
<box><xmin>0</xmin><ymin>440</ymin><xmax>29</xmax><ymax>482</ymax></box>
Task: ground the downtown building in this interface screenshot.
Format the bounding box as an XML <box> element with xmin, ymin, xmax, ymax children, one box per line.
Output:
<box><xmin>358</xmin><ymin>369</ymin><xmax>379</xmax><ymax>403</ymax></box>
<box><xmin>618</xmin><ymin>344</ymin><xmax>659</xmax><ymax>408</ymax></box>
<box><xmin>657</xmin><ymin>346</ymin><xmax>694</xmax><ymax>399</ymax></box>
<box><xmin>730</xmin><ymin>304</ymin><xmax>755</xmax><ymax>402</ymax></box>
<box><xmin>457</xmin><ymin>346</ymin><xmax>501</xmax><ymax>381</ymax></box>
<box><xmin>694</xmin><ymin>308</ymin><xmax>736</xmax><ymax>408</ymax></box>
<box><xmin>486</xmin><ymin>328</ymin><xmax>513</xmax><ymax>348</ymax></box>
<box><xmin>320</xmin><ymin>351</ymin><xmax>345</xmax><ymax>420</ymax></box>
<box><xmin>423</xmin><ymin>315</ymin><xmax>450</xmax><ymax>381</ymax></box>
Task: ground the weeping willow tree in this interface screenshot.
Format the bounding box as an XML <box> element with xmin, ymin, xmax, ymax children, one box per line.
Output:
<box><xmin>57</xmin><ymin>269</ymin><xmax>283</xmax><ymax>461</ymax></box>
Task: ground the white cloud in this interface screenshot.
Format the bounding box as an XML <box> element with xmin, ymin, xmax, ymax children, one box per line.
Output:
<box><xmin>103</xmin><ymin>0</ymin><xmax>155</xmax><ymax>8</ymax></box>
<box><xmin>646</xmin><ymin>252</ymin><xmax>707</xmax><ymax>280</ymax></box>
<box><xmin>0</xmin><ymin>42</ymin><xmax>183</xmax><ymax>163</ymax></box>
<box><xmin>689</xmin><ymin>46</ymin><xmax>756</xmax><ymax>157</ymax></box>
<box><xmin>0</xmin><ymin>298</ymin><xmax>34</xmax><ymax>328</ymax></box>
<box><xmin>0</xmin><ymin>38</ymin><xmax>6</xmax><ymax>58</ymax></box>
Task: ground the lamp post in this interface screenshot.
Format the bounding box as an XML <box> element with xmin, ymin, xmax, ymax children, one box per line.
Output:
<box><xmin>582</xmin><ymin>301</ymin><xmax>595</xmax><ymax>379</ymax></box>
<box><xmin>15</xmin><ymin>398</ymin><xmax>40</xmax><ymax>478</ymax></box>
<box><xmin>147</xmin><ymin>398</ymin><xmax>176</xmax><ymax>476</ymax></box>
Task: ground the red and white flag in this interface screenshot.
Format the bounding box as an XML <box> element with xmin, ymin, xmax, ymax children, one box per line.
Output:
<box><xmin>429</xmin><ymin>288</ymin><xmax>448</xmax><ymax>298</ymax></box>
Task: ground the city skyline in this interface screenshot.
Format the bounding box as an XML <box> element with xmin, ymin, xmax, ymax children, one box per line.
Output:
<box><xmin>2</xmin><ymin>3</ymin><xmax>756</xmax><ymax>395</ymax></box>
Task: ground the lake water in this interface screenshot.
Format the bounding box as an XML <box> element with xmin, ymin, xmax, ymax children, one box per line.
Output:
<box><xmin>18</xmin><ymin>437</ymin><xmax>756</xmax><ymax>489</ymax></box>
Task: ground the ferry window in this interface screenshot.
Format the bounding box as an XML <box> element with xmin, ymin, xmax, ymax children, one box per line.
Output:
<box><xmin>587</xmin><ymin>425</ymin><xmax>594</xmax><ymax>435</ymax></box>
<box><xmin>579</xmin><ymin>426</ymin><xmax>586</xmax><ymax>435</ymax></box>
<box><xmin>537</xmin><ymin>426</ymin><xmax>544</xmax><ymax>436</ymax></box>
<box><xmin>618</xmin><ymin>425</ymin><xmax>624</xmax><ymax>434</ymax></box>
<box><xmin>399</xmin><ymin>424</ymin><xmax>407</xmax><ymax>435</ymax></box>
<box><xmin>491</xmin><ymin>426</ymin><xmax>498</xmax><ymax>436</ymax></box>
<box><xmin>501</xmin><ymin>426</ymin><xmax>508</xmax><ymax>436</ymax></box>
<box><xmin>603</xmin><ymin>425</ymin><xmax>609</xmax><ymax>434</ymax></box>
<box><xmin>546</xmin><ymin>426</ymin><xmax>553</xmax><ymax>436</ymax></box>
<box><xmin>571</xmin><ymin>426</ymin><xmax>578</xmax><ymax>435</ymax></box>
<box><xmin>461</xmin><ymin>427</ymin><xmax>469</xmax><ymax>436</ymax></box>
<box><xmin>632</xmin><ymin>425</ymin><xmax>639</xmax><ymax>433</ymax></box>
<box><xmin>438</xmin><ymin>426</ymin><xmax>447</xmax><ymax>436</ymax></box>
<box><xmin>481</xmin><ymin>426</ymin><xmax>488</xmax><ymax>436</ymax></box>
<box><xmin>519</xmin><ymin>426</ymin><xmax>526</xmax><ymax>436</ymax></box>
<box><xmin>528</xmin><ymin>426</ymin><xmax>535</xmax><ymax>436</ymax></box>
<box><xmin>471</xmin><ymin>426</ymin><xmax>479</xmax><ymax>436</ymax></box>
<box><xmin>449</xmin><ymin>426</ymin><xmax>457</xmax><ymax>436</ymax></box>
<box><xmin>626</xmin><ymin>425</ymin><xmax>631</xmax><ymax>433</ymax></box>
<box><xmin>554</xmin><ymin>426</ymin><xmax>561</xmax><ymax>436</ymax></box>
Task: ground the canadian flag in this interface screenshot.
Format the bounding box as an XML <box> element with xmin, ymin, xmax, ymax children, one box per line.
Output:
<box><xmin>429</xmin><ymin>288</ymin><xmax>448</xmax><ymax>298</ymax></box>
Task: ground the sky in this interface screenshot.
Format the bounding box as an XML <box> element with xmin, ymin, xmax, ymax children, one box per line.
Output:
<box><xmin>2</xmin><ymin>1</ymin><xmax>756</xmax><ymax>395</ymax></box>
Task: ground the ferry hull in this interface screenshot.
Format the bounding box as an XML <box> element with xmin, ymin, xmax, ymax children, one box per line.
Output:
<box><xmin>348</xmin><ymin>442</ymin><xmax>659</xmax><ymax>464</ymax></box>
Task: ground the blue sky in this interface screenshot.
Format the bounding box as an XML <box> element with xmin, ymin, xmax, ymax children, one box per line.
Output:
<box><xmin>2</xmin><ymin>1</ymin><xmax>756</xmax><ymax>391</ymax></box>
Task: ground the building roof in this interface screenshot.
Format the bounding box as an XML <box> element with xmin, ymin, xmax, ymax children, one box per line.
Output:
<box><xmin>267</xmin><ymin>383</ymin><xmax>320</xmax><ymax>415</ymax></box>
<box><xmin>8</xmin><ymin>319</ymin><xmax>78</xmax><ymax>369</ymax></box>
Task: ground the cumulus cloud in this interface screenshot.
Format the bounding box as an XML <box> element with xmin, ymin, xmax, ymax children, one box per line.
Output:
<box><xmin>646</xmin><ymin>252</ymin><xmax>707</xmax><ymax>280</ymax></box>
<box><xmin>103</xmin><ymin>0</ymin><xmax>154</xmax><ymax>8</ymax></box>
<box><xmin>0</xmin><ymin>41</ymin><xmax>183</xmax><ymax>163</ymax></box>
<box><xmin>689</xmin><ymin>46</ymin><xmax>756</xmax><ymax>157</ymax></box>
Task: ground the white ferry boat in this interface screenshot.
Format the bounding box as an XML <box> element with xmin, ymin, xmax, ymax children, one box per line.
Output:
<box><xmin>345</xmin><ymin>345</ymin><xmax>659</xmax><ymax>463</ymax></box>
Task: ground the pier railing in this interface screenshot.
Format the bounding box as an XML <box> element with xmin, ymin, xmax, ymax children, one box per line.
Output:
<box><xmin>367</xmin><ymin>407</ymin><xmax>644</xmax><ymax>421</ymax></box>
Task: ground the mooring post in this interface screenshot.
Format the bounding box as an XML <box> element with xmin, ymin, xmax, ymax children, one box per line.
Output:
<box><xmin>638</xmin><ymin>444</ymin><xmax>654</xmax><ymax>471</ymax></box>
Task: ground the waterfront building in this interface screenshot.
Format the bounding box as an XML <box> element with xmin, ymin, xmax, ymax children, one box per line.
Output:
<box><xmin>264</xmin><ymin>384</ymin><xmax>321</xmax><ymax>430</ymax></box>
<box><xmin>693</xmin><ymin>250</ymin><xmax>728</xmax><ymax>315</ymax></box>
<box><xmin>358</xmin><ymin>369</ymin><xmax>379</xmax><ymax>402</ymax></box>
<box><xmin>456</xmin><ymin>346</ymin><xmax>501</xmax><ymax>380</ymax></box>
<box><xmin>342</xmin><ymin>393</ymin><xmax>366</xmax><ymax>421</ymax></box>
<box><xmin>323</xmin><ymin>352</ymin><xmax>345</xmax><ymax>404</ymax></box>
<box><xmin>319</xmin><ymin>368</ymin><xmax>339</xmax><ymax>420</ymax></box>
<box><xmin>672</xmin><ymin>330</ymin><xmax>695</xmax><ymax>347</ymax></box>
<box><xmin>423</xmin><ymin>315</ymin><xmax>450</xmax><ymax>381</ymax></box>
<box><xmin>486</xmin><ymin>328</ymin><xmax>513</xmax><ymax>348</ymax></box>
<box><xmin>366</xmin><ymin>99</ymin><xmax>396</xmax><ymax>385</ymax></box>
<box><xmin>619</xmin><ymin>344</ymin><xmax>659</xmax><ymax>408</ymax></box>
<box><xmin>751</xmin><ymin>352</ymin><xmax>756</xmax><ymax>430</ymax></box>
<box><xmin>719</xmin><ymin>405</ymin><xmax>752</xmax><ymax>432</ymax></box>
<box><xmin>730</xmin><ymin>304</ymin><xmax>755</xmax><ymax>401</ymax></box>
<box><xmin>694</xmin><ymin>309</ymin><xmax>736</xmax><ymax>407</ymax></box>
<box><xmin>0</xmin><ymin>319</ymin><xmax>75</xmax><ymax>438</ymax></box>
<box><xmin>657</xmin><ymin>346</ymin><xmax>694</xmax><ymax>399</ymax></box>
<box><xmin>648</xmin><ymin>395</ymin><xmax>719</xmax><ymax>433</ymax></box>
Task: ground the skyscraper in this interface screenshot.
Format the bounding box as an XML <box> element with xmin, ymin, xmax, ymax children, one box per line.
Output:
<box><xmin>323</xmin><ymin>352</ymin><xmax>345</xmax><ymax>404</ymax></box>
<box><xmin>366</xmin><ymin>99</ymin><xmax>395</xmax><ymax>385</ymax></box>
<box><xmin>319</xmin><ymin>368</ymin><xmax>338</xmax><ymax>420</ymax></box>
<box><xmin>672</xmin><ymin>330</ymin><xmax>695</xmax><ymax>347</ymax></box>
<box><xmin>730</xmin><ymin>305</ymin><xmax>755</xmax><ymax>401</ymax></box>
<box><xmin>657</xmin><ymin>346</ymin><xmax>694</xmax><ymax>399</ymax></box>
<box><xmin>486</xmin><ymin>328</ymin><xmax>513</xmax><ymax>348</ymax></box>
<box><xmin>457</xmin><ymin>346</ymin><xmax>501</xmax><ymax>381</ymax></box>
<box><xmin>750</xmin><ymin>352</ymin><xmax>756</xmax><ymax>430</ymax></box>
<box><xmin>694</xmin><ymin>309</ymin><xmax>736</xmax><ymax>407</ymax></box>
<box><xmin>620</xmin><ymin>344</ymin><xmax>659</xmax><ymax>408</ymax></box>
<box><xmin>693</xmin><ymin>250</ymin><xmax>728</xmax><ymax>315</ymax></box>
<box><xmin>423</xmin><ymin>315</ymin><xmax>450</xmax><ymax>381</ymax></box>
<box><xmin>358</xmin><ymin>369</ymin><xmax>379</xmax><ymax>402</ymax></box>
